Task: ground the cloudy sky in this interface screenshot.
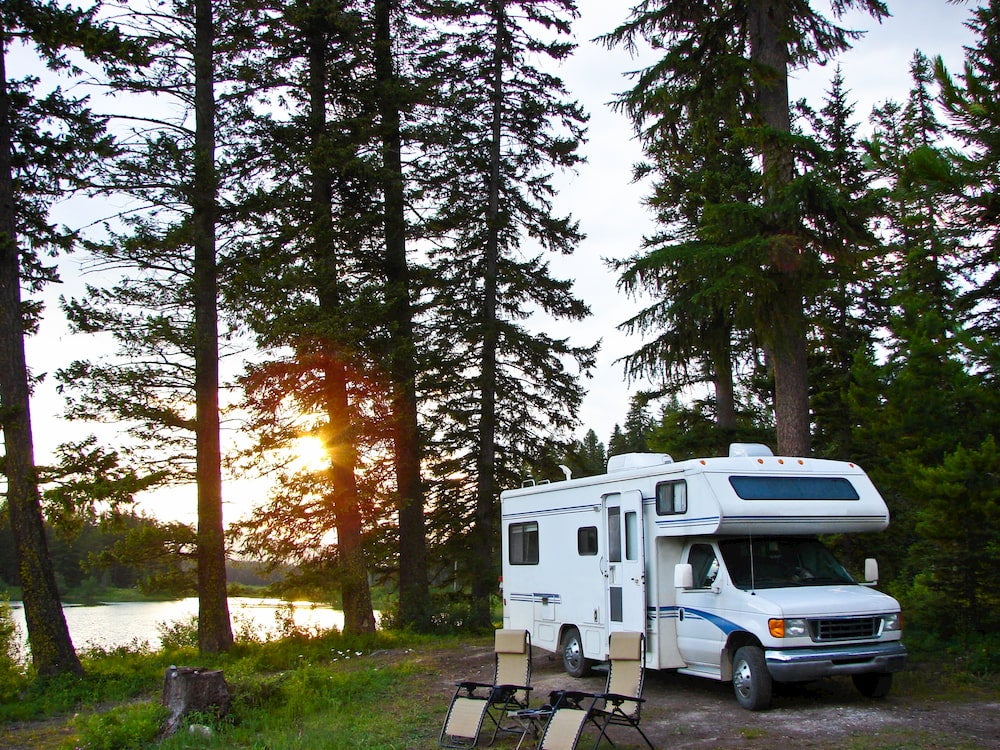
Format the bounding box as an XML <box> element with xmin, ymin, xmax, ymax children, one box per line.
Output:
<box><xmin>20</xmin><ymin>0</ymin><xmax>981</xmax><ymax>522</ymax></box>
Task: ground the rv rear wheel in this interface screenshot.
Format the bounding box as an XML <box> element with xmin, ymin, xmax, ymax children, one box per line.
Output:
<box><xmin>732</xmin><ymin>645</ymin><xmax>772</xmax><ymax>710</ymax></box>
<box><xmin>852</xmin><ymin>672</ymin><xmax>893</xmax><ymax>698</ymax></box>
<box><xmin>560</xmin><ymin>627</ymin><xmax>592</xmax><ymax>678</ymax></box>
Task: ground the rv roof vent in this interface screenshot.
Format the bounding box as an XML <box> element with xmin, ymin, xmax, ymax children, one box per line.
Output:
<box><xmin>607</xmin><ymin>452</ymin><xmax>673</xmax><ymax>473</ymax></box>
<box><xmin>729</xmin><ymin>443</ymin><xmax>774</xmax><ymax>458</ymax></box>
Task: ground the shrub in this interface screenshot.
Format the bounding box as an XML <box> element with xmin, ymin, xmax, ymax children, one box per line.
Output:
<box><xmin>157</xmin><ymin>615</ymin><xmax>199</xmax><ymax>650</ymax></box>
<box><xmin>0</xmin><ymin>596</ymin><xmax>26</xmax><ymax>701</ymax></box>
<box><xmin>71</xmin><ymin>702</ymin><xmax>169</xmax><ymax>750</ymax></box>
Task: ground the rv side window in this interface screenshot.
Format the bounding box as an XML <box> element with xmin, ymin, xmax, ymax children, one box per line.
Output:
<box><xmin>656</xmin><ymin>481</ymin><xmax>687</xmax><ymax>515</ymax></box>
<box><xmin>577</xmin><ymin>526</ymin><xmax>598</xmax><ymax>556</ymax></box>
<box><xmin>509</xmin><ymin>522</ymin><xmax>539</xmax><ymax>565</ymax></box>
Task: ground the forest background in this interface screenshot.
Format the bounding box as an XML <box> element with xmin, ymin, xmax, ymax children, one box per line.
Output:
<box><xmin>1</xmin><ymin>0</ymin><xmax>999</xmax><ymax>682</ymax></box>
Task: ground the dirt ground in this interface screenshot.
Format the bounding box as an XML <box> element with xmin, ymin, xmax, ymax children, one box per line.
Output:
<box><xmin>431</xmin><ymin>642</ymin><xmax>1000</xmax><ymax>750</ymax></box>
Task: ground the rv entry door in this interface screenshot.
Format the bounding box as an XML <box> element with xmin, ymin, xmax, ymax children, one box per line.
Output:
<box><xmin>605</xmin><ymin>490</ymin><xmax>647</xmax><ymax>636</ymax></box>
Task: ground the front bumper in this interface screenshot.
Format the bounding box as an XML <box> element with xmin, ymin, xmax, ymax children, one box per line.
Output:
<box><xmin>765</xmin><ymin>640</ymin><xmax>908</xmax><ymax>682</ymax></box>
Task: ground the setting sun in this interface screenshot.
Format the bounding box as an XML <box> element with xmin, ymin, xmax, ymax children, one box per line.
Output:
<box><xmin>291</xmin><ymin>435</ymin><xmax>330</xmax><ymax>473</ymax></box>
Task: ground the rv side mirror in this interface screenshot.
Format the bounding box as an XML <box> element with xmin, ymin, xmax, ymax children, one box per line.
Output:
<box><xmin>674</xmin><ymin>563</ymin><xmax>694</xmax><ymax>589</ymax></box>
<box><xmin>864</xmin><ymin>558</ymin><xmax>879</xmax><ymax>584</ymax></box>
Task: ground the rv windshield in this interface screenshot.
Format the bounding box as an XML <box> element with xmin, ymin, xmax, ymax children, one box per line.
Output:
<box><xmin>719</xmin><ymin>537</ymin><xmax>855</xmax><ymax>590</ymax></box>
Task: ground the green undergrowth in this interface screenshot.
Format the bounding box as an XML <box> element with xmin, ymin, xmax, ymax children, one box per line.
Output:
<box><xmin>1</xmin><ymin>616</ymin><xmax>474</xmax><ymax>750</ymax></box>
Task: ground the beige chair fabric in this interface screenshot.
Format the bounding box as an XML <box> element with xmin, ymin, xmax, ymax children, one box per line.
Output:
<box><xmin>439</xmin><ymin>629</ymin><xmax>532</xmax><ymax>748</ymax></box>
<box><xmin>601</xmin><ymin>631</ymin><xmax>644</xmax><ymax>720</ymax></box>
<box><xmin>590</xmin><ymin>631</ymin><xmax>653</xmax><ymax>749</ymax></box>
<box><xmin>539</xmin><ymin>631</ymin><xmax>654</xmax><ymax>750</ymax></box>
<box><xmin>537</xmin><ymin>703</ymin><xmax>592</xmax><ymax>750</ymax></box>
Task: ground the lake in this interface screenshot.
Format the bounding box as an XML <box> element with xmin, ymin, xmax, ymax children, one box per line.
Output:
<box><xmin>6</xmin><ymin>597</ymin><xmax>353</xmax><ymax>657</ymax></box>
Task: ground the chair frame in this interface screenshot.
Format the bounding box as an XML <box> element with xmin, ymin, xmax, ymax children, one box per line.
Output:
<box><xmin>540</xmin><ymin>631</ymin><xmax>654</xmax><ymax>750</ymax></box>
<box><xmin>439</xmin><ymin>629</ymin><xmax>533</xmax><ymax>748</ymax></box>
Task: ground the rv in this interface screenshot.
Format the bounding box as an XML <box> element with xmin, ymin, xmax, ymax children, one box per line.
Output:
<box><xmin>500</xmin><ymin>444</ymin><xmax>907</xmax><ymax>710</ymax></box>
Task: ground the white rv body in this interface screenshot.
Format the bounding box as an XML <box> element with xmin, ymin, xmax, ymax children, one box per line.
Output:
<box><xmin>500</xmin><ymin>446</ymin><xmax>907</xmax><ymax>709</ymax></box>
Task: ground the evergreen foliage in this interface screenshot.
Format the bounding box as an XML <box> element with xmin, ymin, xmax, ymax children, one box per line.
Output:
<box><xmin>1</xmin><ymin>0</ymin><xmax>144</xmax><ymax>679</ymax></box>
<box><xmin>410</xmin><ymin>0</ymin><xmax>592</xmax><ymax>627</ymax></box>
<box><xmin>4</xmin><ymin>0</ymin><xmax>1000</xmax><ymax>667</ymax></box>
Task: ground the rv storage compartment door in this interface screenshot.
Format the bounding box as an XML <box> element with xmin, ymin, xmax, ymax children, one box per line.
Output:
<box><xmin>605</xmin><ymin>490</ymin><xmax>647</xmax><ymax>636</ymax></box>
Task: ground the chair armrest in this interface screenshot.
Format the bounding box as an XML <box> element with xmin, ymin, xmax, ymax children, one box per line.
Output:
<box><xmin>548</xmin><ymin>689</ymin><xmax>597</xmax><ymax>709</ymax></box>
<box><xmin>454</xmin><ymin>680</ymin><xmax>494</xmax><ymax>694</ymax></box>
<box><xmin>594</xmin><ymin>692</ymin><xmax>646</xmax><ymax>707</ymax></box>
<box><xmin>491</xmin><ymin>684</ymin><xmax>532</xmax><ymax>702</ymax></box>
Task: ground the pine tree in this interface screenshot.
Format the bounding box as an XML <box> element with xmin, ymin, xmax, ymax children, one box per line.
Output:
<box><xmin>55</xmin><ymin>0</ymin><xmax>255</xmax><ymax>653</ymax></box>
<box><xmin>797</xmin><ymin>68</ymin><xmax>882</xmax><ymax>458</ymax></box>
<box><xmin>562</xmin><ymin>429</ymin><xmax>606</xmax><ymax>478</ymax></box>
<box><xmin>416</xmin><ymin>0</ymin><xmax>592</xmax><ymax>626</ymax></box>
<box><xmin>225</xmin><ymin>0</ymin><xmax>379</xmax><ymax>636</ymax></box>
<box><xmin>371</xmin><ymin>0</ymin><xmax>431</xmax><ymax>631</ymax></box>
<box><xmin>911</xmin><ymin>437</ymin><xmax>1000</xmax><ymax>639</ymax></box>
<box><xmin>0</xmin><ymin>0</ymin><xmax>137</xmax><ymax>677</ymax></box>
<box><xmin>937</xmin><ymin>0</ymin><xmax>1000</xmax><ymax>386</ymax></box>
<box><xmin>602</xmin><ymin>0</ymin><xmax>889</xmax><ymax>457</ymax></box>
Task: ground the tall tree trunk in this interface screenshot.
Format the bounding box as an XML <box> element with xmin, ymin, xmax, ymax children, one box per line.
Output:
<box><xmin>748</xmin><ymin>0</ymin><xmax>811</xmax><ymax>456</ymax></box>
<box><xmin>307</xmin><ymin>1</ymin><xmax>375</xmax><ymax>636</ymax></box>
<box><xmin>373</xmin><ymin>0</ymin><xmax>429</xmax><ymax>629</ymax></box>
<box><xmin>0</xmin><ymin>40</ymin><xmax>83</xmax><ymax>678</ymax></box>
<box><xmin>192</xmin><ymin>0</ymin><xmax>232</xmax><ymax>654</ymax></box>
<box><xmin>470</xmin><ymin>0</ymin><xmax>506</xmax><ymax>629</ymax></box>
<box><xmin>708</xmin><ymin>326</ymin><xmax>737</xmax><ymax>431</ymax></box>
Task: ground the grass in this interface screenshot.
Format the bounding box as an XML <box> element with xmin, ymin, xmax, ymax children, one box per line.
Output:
<box><xmin>1</xmin><ymin>626</ymin><xmax>998</xmax><ymax>750</ymax></box>
<box><xmin>1</xmin><ymin>623</ymin><xmax>472</xmax><ymax>750</ymax></box>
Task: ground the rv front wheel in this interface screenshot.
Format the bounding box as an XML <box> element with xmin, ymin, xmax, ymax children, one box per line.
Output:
<box><xmin>732</xmin><ymin>645</ymin><xmax>772</xmax><ymax>710</ymax></box>
<box><xmin>560</xmin><ymin>627</ymin><xmax>592</xmax><ymax>678</ymax></box>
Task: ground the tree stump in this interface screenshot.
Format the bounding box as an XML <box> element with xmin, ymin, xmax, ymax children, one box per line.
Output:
<box><xmin>161</xmin><ymin>666</ymin><xmax>231</xmax><ymax>737</ymax></box>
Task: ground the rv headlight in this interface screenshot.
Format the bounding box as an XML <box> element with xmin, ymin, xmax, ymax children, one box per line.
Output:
<box><xmin>768</xmin><ymin>618</ymin><xmax>808</xmax><ymax>638</ymax></box>
<box><xmin>883</xmin><ymin>612</ymin><xmax>902</xmax><ymax>632</ymax></box>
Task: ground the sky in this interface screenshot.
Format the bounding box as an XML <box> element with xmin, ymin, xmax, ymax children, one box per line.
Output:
<box><xmin>18</xmin><ymin>0</ymin><xmax>982</xmax><ymax>525</ymax></box>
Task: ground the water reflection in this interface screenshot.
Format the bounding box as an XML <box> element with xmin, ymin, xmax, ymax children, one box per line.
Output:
<box><xmin>8</xmin><ymin>597</ymin><xmax>351</xmax><ymax>655</ymax></box>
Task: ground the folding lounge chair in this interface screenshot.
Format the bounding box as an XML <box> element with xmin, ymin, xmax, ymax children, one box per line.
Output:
<box><xmin>587</xmin><ymin>631</ymin><xmax>654</xmax><ymax>749</ymax></box>
<box><xmin>540</xmin><ymin>631</ymin><xmax>654</xmax><ymax>750</ymax></box>
<box><xmin>439</xmin><ymin>629</ymin><xmax>533</xmax><ymax>748</ymax></box>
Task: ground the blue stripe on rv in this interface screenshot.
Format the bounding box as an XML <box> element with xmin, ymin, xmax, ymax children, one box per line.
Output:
<box><xmin>648</xmin><ymin>606</ymin><xmax>743</xmax><ymax>635</ymax></box>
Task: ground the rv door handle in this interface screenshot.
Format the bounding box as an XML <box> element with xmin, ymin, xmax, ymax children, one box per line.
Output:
<box><xmin>599</xmin><ymin>556</ymin><xmax>608</xmax><ymax>575</ymax></box>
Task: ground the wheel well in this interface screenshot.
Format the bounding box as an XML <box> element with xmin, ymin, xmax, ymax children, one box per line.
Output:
<box><xmin>558</xmin><ymin>625</ymin><xmax>576</xmax><ymax>646</ymax></box>
<box><xmin>721</xmin><ymin>631</ymin><xmax>762</xmax><ymax>681</ymax></box>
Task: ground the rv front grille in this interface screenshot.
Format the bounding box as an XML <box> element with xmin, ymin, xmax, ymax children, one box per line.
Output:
<box><xmin>810</xmin><ymin>617</ymin><xmax>880</xmax><ymax>641</ymax></box>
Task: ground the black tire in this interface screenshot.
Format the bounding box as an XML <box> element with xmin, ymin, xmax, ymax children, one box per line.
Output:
<box><xmin>732</xmin><ymin>645</ymin><xmax>773</xmax><ymax>710</ymax></box>
<box><xmin>560</xmin><ymin>627</ymin><xmax>592</xmax><ymax>678</ymax></box>
<box><xmin>853</xmin><ymin>672</ymin><xmax>893</xmax><ymax>698</ymax></box>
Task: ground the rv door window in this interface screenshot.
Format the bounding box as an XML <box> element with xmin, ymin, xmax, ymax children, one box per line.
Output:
<box><xmin>625</xmin><ymin>511</ymin><xmax>639</xmax><ymax>561</ymax></box>
<box><xmin>577</xmin><ymin>526</ymin><xmax>599</xmax><ymax>556</ymax></box>
<box><xmin>509</xmin><ymin>522</ymin><xmax>539</xmax><ymax>565</ymax></box>
<box><xmin>656</xmin><ymin>480</ymin><xmax>688</xmax><ymax>515</ymax></box>
<box><xmin>608</xmin><ymin>507</ymin><xmax>622</xmax><ymax>562</ymax></box>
